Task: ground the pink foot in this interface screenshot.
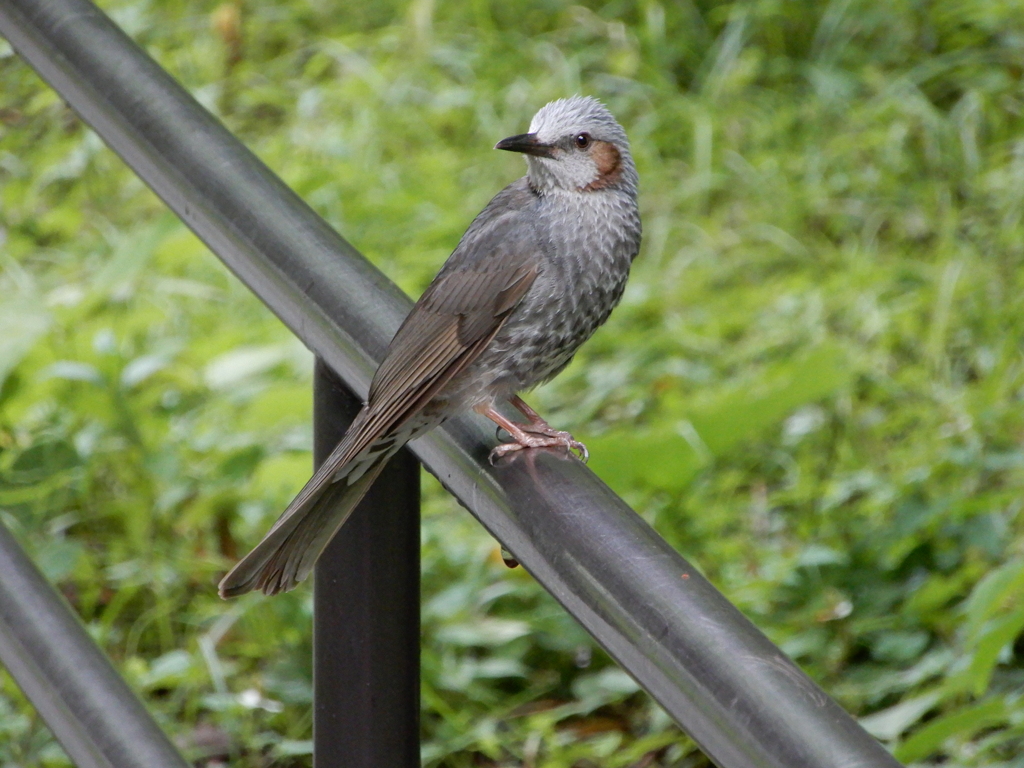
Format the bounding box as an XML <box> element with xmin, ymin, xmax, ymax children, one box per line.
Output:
<box><xmin>489</xmin><ymin>430</ymin><xmax>589</xmax><ymax>463</ymax></box>
<box><xmin>476</xmin><ymin>400</ymin><xmax>589</xmax><ymax>464</ymax></box>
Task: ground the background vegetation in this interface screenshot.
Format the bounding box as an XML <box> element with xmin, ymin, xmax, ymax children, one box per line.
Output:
<box><xmin>3</xmin><ymin>0</ymin><xmax>1024</xmax><ymax>764</ymax></box>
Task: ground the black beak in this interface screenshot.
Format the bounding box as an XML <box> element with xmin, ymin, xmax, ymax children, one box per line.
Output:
<box><xmin>494</xmin><ymin>133</ymin><xmax>555</xmax><ymax>158</ymax></box>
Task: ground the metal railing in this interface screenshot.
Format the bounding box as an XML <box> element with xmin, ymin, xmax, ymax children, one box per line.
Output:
<box><xmin>0</xmin><ymin>0</ymin><xmax>902</xmax><ymax>766</ymax></box>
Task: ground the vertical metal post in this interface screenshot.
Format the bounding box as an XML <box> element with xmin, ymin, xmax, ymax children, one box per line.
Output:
<box><xmin>312</xmin><ymin>359</ymin><xmax>421</xmax><ymax>767</ymax></box>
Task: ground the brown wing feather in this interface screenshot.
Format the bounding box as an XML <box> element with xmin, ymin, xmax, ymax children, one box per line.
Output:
<box><xmin>368</xmin><ymin>262</ymin><xmax>538</xmax><ymax>409</ymax></box>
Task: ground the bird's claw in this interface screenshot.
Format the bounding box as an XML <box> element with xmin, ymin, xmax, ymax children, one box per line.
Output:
<box><xmin>488</xmin><ymin>432</ymin><xmax>589</xmax><ymax>464</ymax></box>
<box><xmin>522</xmin><ymin>424</ymin><xmax>589</xmax><ymax>462</ymax></box>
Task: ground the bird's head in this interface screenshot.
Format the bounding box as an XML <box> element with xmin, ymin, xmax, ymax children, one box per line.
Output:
<box><xmin>495</xmin><ymin>96</ymin><xmax>637</xmax><ymax>196</ymax></box>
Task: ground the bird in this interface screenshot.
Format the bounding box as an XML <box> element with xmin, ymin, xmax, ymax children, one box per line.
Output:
<box><xmin>219</xmin><ymin>95</ymin><xmax>642</xmax><ymax>597</ymax></box>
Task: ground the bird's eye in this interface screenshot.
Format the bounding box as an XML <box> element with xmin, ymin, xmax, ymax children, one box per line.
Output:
<box><xmin>574</xmin><ymin>133</ymin><xmax>591</xmax><ymax>149</ymax></box>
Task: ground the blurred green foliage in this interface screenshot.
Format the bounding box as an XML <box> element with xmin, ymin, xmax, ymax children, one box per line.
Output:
<box><xmin>3</xmin><ymin>0</ymin><xmax>1024</xmax><ymax>764</ymax></box>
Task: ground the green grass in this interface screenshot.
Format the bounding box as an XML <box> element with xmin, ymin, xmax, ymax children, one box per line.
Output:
<box><xmin>4</xmin><ymin>0</ymin><xmax>1024</xmax><ymax>764</ymax></box>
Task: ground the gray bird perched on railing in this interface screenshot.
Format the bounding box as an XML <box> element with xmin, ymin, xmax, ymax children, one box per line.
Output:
<box><xmin>219</xmin><ymin>96</ymin><xmax>642</xmax><ymax>597</ymax></box>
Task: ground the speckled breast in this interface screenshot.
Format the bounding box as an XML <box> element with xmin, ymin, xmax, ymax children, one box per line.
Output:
<box><xmin>448</xmin><ymin>187</ymin><xmax>641</xmax><ymax>408</ymax></box>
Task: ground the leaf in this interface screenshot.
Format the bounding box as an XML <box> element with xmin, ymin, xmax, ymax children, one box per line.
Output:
<box><xmin>895</xmin><ymin>697</ymin><xmax>1007</xmax><ymax>763</ymax></box>
<box><xmin>204</xmin><ymin>344</ymin><xmax>294</xmax><ymax>390</ymax></box>
<box><xmin>586</xmin><ymin>343</ymin><xmax>853</xmax><ymax>490</ymax></box>
<box><xmin>797</xmin><ymin>544</ymin><xmax>849</xmax><ymax>568</ymax></box>
<box><xmin>41</xmin><ymin>361</ymin><xmax>102</xmax><ymax>383</ymax></box>
<box><xmin>685</xmin><ymin>343</ymin><xmax>852</xmax><ymax>456</ymax></box>
<box><xmin>274</xmin><ymin>740</ymin><xmax>313</xmax><ymax>757</ymax></box>
<box><xmin>962</xmin><ymin>609</ymin><xmax>1024</xmax><ymax>696</ymax></box>
<box><xmin>0</xmin><ymin>297</ymin><xmax>50</xmax><ymax>389</ymax></box>
<box><xmin>435</xmin><ymin>618</ymin><xmax>532</xmax><ymax>646</ymax></box>
<box><xmin>87</xmin><ymin>217</ymin><xmax>176</xmax><ymax>302</ymax></box>
<box><xmin>871</xmin><ymin>631</ymin><xmax>931</xmax><ymax>664</ymax></box>
<box><xmin>471</xmin><ymin>658</ymin><xmax>527</xmax><ymax>679</ymax></box>
<box><xmin>218</xmin><ymin>445</ymin><xmax>265</xmax><ymax>481</ymax></box>
<box><xmin>10</xmin><ymin>441</ymin><xmax>80</xmax><ymax>478</ymax></box>
<box><xmin>34</xmin><ymin>539</ymin><xmax>84</xmax><ymax>582</ymax></box>
<box><xmin>859</xmin><ymin>691</ymin><xmax>941</xmax><ymax>741</ymax></box>
<box><xmin>585</xmin><ymin>427</ymin><xmax>706</xmax><ymax>492</ymax></box>
<box><xmin>963</xmin><ymin>559</ymin><xmax>1024</xmax><ymax>641</ymax></box>
<box><xmin>141</xmin><ymin>650</ymin><xmax>194</xmax><ymax>689</ymax></box>
<box><xmin>120</xmin><ymin>354</ymin><xmax>170</xmax><ymax>388</ymax></box>
<box><xmin>572</xmin><ymin>668</ymin><xmax>641</xmax><ymax>705</ymax></box>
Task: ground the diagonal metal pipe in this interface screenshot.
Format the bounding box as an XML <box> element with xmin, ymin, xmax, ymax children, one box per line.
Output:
<box><xmin>0</xmin><ymin>522</ymin><xmax>189</xmax><ymax>768</ymax></box>
<box><xmin>0</xmin><ymin>0</ymin><xmax>901</xmax><ymax>766</ymax></box>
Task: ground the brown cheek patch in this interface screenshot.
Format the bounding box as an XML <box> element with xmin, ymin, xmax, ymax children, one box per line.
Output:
<box><xmin>583</xmin><ymin>140</ymin><xmax>622</xmax><ymax>191</ymax></box>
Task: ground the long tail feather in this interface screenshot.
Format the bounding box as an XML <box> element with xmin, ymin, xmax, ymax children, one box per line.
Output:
<box><xmin>218</xmin><ymin>451</ymin><xmax>389</xmax><ymax>598</ymax></box>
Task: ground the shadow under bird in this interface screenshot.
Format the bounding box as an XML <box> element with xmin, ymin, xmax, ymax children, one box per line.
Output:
<box><xmin>219</xmin><ymin>96</ymin><xmax>642</xmax><ymax>597</ymax></box>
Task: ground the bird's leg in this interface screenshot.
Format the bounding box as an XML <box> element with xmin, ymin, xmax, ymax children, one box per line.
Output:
<box><xmin>509</xmin><ymin>395</ymin><xmax>566</xmax><ymax>434</ymax></box>
<box><xmin>476</xmin><ymin>402</ymin><xmax>588</xmax><ymax>463</ymax></box>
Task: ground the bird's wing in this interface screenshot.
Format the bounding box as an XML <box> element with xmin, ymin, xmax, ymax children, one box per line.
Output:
<box><xmin>361</xmin><ymin>259</ymin><xmax>538</xmax><ymax>436</ymax></box>
<box><xmin>337</xmin><ymin>192</ymin><xmax>544</xmax><ymax>471</ymax></box>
